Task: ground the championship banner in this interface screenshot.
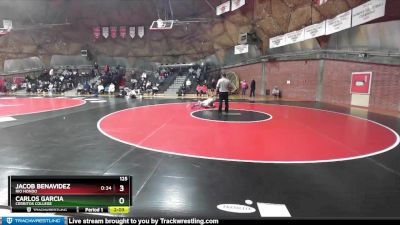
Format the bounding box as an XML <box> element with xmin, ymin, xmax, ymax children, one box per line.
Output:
<box><xmin>269</xmin><ymin>35</ymin><xmax>286</xmax><ymax>48</ymax></box>
<box><xmin>325</xmin><ymin>10</ymin><xmax>352</xmax><ymax>35</ymax></box>
<box><xmin>93</xmin><ymin>26</ymin><xmax>100</xmax><ymax>39</ymax></box>
<box><xmin>138</xmin><ymin>26</ymin><xmax>144</xmax><ymax>38</ymax></box>
<box><xmin>304</xmin><ymin>20</ymin><xmax>326</xmax><ymax>40</ymax></box>
<box><xmin>3</xmin><ymin>20</ymin><xmax>12</xmax><ymax>31</ymax></box>
<box><xmin>234</xmin><ymin>44</ymin><xmax>249</xmax><ymax>55</ymax></box>
<box><xmin>129</xmin><ymin>27</ymin><xmax>135</xmax><ymax>38</ymax></box>
<box><xmin>216</xmin><ymin>1</ymin><xmax>230</xmax><ymax>16</ymax></box>
<box><xmin>231</xmin><ymin>0</ymin><xmax>245</xmax><ymax>11</ymax></box>
<box><xmin>352</xmin><ymin>0</ymin><xmax>386</xmax><ymax>27</ymax></box>
<box><xmin>285</xmin><ymin>28</ymin><xmax>305</xmax><ymax>45</ymax></box>
<box><xmin>119</xmin><ymin>26</ymin><xmax>127</xmax><ymax>39</ymax></box>
<box><xmin>102</xmin><ymin>27</ymin><xmax>109</xmax><ymax>39</ymax></box>
<box><xmin>110</xmin><ymin>26</ymin><xmax>117</xmax><ymax>39</ymax></box>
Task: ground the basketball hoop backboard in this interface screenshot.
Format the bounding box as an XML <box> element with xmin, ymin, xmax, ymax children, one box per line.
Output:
<box><xmin>149</xmin><ymin>20</ymin><xmax>174</xmax><ymax>30</ymax></box>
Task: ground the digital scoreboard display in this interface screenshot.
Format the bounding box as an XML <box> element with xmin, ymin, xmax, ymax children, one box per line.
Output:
<box><xmin>8</xmin><ymin>176</ymin><xmax>132</xmax><ymax>213</ymax></box>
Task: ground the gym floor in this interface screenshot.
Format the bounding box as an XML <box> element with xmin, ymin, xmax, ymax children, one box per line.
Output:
<box><xmin>0</xmin><ymin>96</ymin><xmax>399</xmax><ymax>218</ymax></box>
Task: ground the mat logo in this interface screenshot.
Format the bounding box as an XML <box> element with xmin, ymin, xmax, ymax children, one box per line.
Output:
<box><xmin>217</xmin><ymin>204</ymin><xmax>256</xmax><ymax>213</ymax></box>
<box><xmin>217</xmin><ymin>200</ymin><xmax>292</xmax><ymax>217</ymax></box>
<box><xmin>6</xmin><ymin>217</ymin><xmax>13</xmax><ymax>224</ymax></box>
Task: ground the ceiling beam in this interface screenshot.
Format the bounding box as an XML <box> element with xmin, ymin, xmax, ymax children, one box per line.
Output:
<box><xmin>203</xmin><ymin>0</ymin><xmax>215</xmax><ymax>11</ymax></box>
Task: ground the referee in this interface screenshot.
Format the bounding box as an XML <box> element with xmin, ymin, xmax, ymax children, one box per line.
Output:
<box><xmin>216</xmin><ymin>73</ymin><xmax>233</xmax><ymax>113</ymax></box>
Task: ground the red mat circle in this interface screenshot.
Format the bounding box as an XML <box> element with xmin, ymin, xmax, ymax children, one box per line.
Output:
<box><xmin>0</xmin><ymin>97</ymin><xmax>85</xmax><ymax>117</ymax></box>
<box><xmin>97</xmin><ymin>103</ymin><xmax>399</xmax><ymax>163</ymax></box>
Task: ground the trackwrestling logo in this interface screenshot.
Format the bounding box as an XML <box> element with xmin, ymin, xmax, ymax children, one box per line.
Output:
<box><xmin>2</xmin><ymin>217</ymin><xmax>64</xmax><ymax>225</ymax></box>
<box><xmin>217</xmin><ymin>200</ymin><xmax>256</xmax><ymax>214</ymax></box>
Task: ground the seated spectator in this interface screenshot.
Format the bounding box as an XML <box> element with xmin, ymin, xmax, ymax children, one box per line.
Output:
<box><xmin>152</xmin><ymin>85</ymin><xmax>159</xmax><ymax>96</ymax></box>
<box><xmin>26</xmin><ymin>82</ymin><xmax>32</xmax><ymax>93</ymax></box>
<box><xmin>178</xmin><ymin>85</ymin><xmax>186</xmax><ymax>96</ymax></box>
<box><xmin>159</xmin><ymin>76</ymin><xmax>165</xmax><ymax>84</ymax></box>
<box><xmin>76</xmin><ymin>83</ymin><xmax>83</xmax><ymax>94</ymax></box>
<box><xmin>201</xmin><ymin>84</ymin><xmax>208</xmax><ymax>96</ymax></box>
<box><xmin>11</xmin><ymin>84</ymin><xmax>17</xmax><ymax>92</ymax></box>
<box><xmin>104</xmin><ymin>64</ymin><xmax>110</xmax><ymax>73</ymax></box>
<box><xmin>92</xmin><ymin>83</ymin><xmax>99</xmax><ymax>96</ymax></box>
<box><xmin>141</xmin><ymin>72</ymin><xmax>147</xmax><ymax>81</ymax></box>
<box><xmin>196</xmin><ymin>68</ymin><xmax>201</xmax><ymax>78</ymax></box>
<box><xmin>31</xmin><ymin>83</ymin><xmax>37</xmax><ymax>93</ymax></box>
<box><xmin>5</xmin><ymin>80</ymin><xmax>11</xmax><ymax>93</ymax></box>
<box><xmin>146</xmin><ymin>81</ymin><xmax>152</xmax><ymax>89</ymax></box>
<box><xmin>186</xmin><ymin>79</ymin><xmax>192</xmax><ymax>89</ymax></box>
<box><xmin>271</xmin><ymin>86</ymin><xmax>280</xmax><ymax>99</ymax></box>
<box><xmin>196</xmin><ymin>84</ymin><xmax>202</xmax><ymax>97</ymax></box>
<box><xmin>83</xmin><ymin>82</ymin><xmax>91</xmax><ymax>94</ymax></box>
<box><xmin>98</xmin><ymin>84</ymin><xmax>105</xmax><ymax>94</ymax></box>
<box><xmin>94</xmin><ymin>62</ymin><xmax>99</xmax><ymax>70</ymax></box>
<box><xmin>108</xmin><ymin>83</ymin><xmax>115</xmax><ymax>94</ymax></box>
<box><xmin>48</xmin><ymin>83</ymin><xmax>54</xmax><ymax>95</ymax></box>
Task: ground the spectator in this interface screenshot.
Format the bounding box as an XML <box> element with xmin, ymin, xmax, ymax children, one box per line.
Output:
<box><xmin>152</xmin><ymin>84</ymin><xmax>159</xmax><ymax>96</ymax></box>
<box><xmin>146</xmin><ymin>81</ymin><xmax>152</xmax><ymax>94</ymax></box>
<box><xmin>83</xmin><ymin>82</ymin><xmax>91</xmax><ymax>94</ymax></box>
<box><xmin>104</xmin><ymin>64</ymin><xmax>110</xmax><ymax>73</ymax></box>
<box><xmin>196</xmin><ymin>84</ymin><xmax>202</xmax><ymax>98</ymax></box>
<box><xmin>48</xmin><ymin>83</ymin><xmax>54</xmax><ymax>95</ymax></box>
<box><xmin>11</xmin><ymin>83</ymin><xmax>17</xmax><ymax>92</ymax></box>
<box><xmin>76</xmin><ymin>83</ymin><xmax>83</xmax><ymax>94</ymax></box>
<box><xmin>240</xmin><ymin>80</ymin><xmax>248</xmax><ymax>97</ymax></box>
<box><xmin>186</xmin><ymin>79</ymin><xmax>192</xmax><ymax>89</ymax></box>
<box><xmin>209</xmin><ymin>78</ymin><xmax>217</xmax><ymax>96</ymax></box>
<box><xmin>179</xmin><ymin>85</ymin><xmax>186</xmax><ymax>96</ymax></box>
<box><xmin>272</xmin><ymin>86</ymin><xmax>280</xmax><ymax>99</ymax></box>
<box><xmin>141</xmin><ymin>72</ymin><xmax>147</xmax><ymax>81</ymax></box>
<box><xmin>250</xmin><ymin>79</ymin><xmax>256</xmax><ymax>98</ymax></box>
<box><xmin>108</xmin><ymin>83</ymin><xmax>115</xmax><ymax>94</ymax></box>
<box><xmin>98</xmin><ymin>84</ymin><xmax>104</xmax><ymax>94</ymax></box>
<box><xmin>196</xmin><ymin>68</ymin><xmax>201</xmax><ymax>78</ymax></box>
<box><xmin>201</xmin><ymin>83</ymin><xmax>208</xmax><ymax>97</ymax></box>
<box><xmin>5</xmin><ymin>80</ymin><xmax>11</xmax><ymax>93</ymax></box>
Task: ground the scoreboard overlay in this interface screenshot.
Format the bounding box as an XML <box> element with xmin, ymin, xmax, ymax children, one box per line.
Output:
<box><xmin>8</xmin><ymin>176</ymin><xmax>132</xmax><ymax>213</ymax></box>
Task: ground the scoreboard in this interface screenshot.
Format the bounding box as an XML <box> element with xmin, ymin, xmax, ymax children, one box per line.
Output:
<box><xmin>8</xmin><ymin>176</ymin><xmax>132</xmax><ymax>213</ymax></box>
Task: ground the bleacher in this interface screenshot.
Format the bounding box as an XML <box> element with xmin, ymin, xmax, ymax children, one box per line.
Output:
<box><xmin>164</xmin><ymin>74</ymin><xmax>187</xmax><ymax>95</ymax></box>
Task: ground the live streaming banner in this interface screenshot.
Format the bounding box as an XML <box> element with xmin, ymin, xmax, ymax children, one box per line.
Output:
<box><xmin>67</xmin><ymin>218</ymin><xmax>222</xmax><ymax>225</ymax></box>
<box><xmin>67</xmin><ymin>218</ymin><xmax>288</xmax><ymax>225</ymax></box>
